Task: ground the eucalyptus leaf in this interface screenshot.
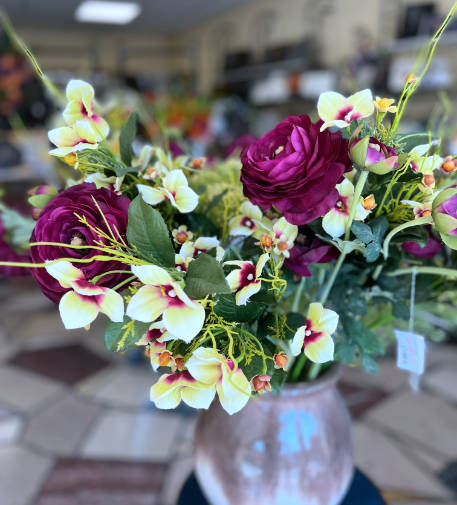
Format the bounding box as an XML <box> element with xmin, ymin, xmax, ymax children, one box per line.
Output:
<box><xmin>351</xmin><ymin>222</ymin><xmax>374</xmax><ymax>244</ymax></box>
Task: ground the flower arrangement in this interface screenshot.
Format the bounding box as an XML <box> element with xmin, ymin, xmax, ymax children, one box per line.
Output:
<box><xmin>2</xmin><ymin>7</ymin><xmax>457</xmax><ymax>416</ymax></box>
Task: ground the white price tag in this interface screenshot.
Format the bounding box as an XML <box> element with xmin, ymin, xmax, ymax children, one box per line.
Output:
<box><xmin>394</xmin><ymin>330</ymin><xmax>426</xmax><ymax>375</ymax></box>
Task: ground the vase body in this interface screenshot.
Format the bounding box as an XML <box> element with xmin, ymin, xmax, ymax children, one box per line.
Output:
<box><xmin>194</xmin><ymin>366</ymin><xmax>353</xmax><ymax>505</ymax></box>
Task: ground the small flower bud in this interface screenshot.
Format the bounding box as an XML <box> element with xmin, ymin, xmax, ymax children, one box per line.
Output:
<box><xmin>362</xmin><ymin>194</ymin><xmax>377</xmax><ymax>211</ymax></box>
<box><xmin>191</xmin><ymin>157</ymin><xmax>206</xmax><ymax>170</ymax></box>
<box><xmin>441</xmin><ymin>158</ymin><xmax>456</xmax><ymax>173</ymax></box>
<box><xmin>423</xmin><ymin>174</ymin><xmax>435</xmax><ymax>187</ymax></box>
<box><xmin>277</xmin><ymin>241</ymin><xmax>288</xmax><ymax>251</ymax></box>
<box><xmin>252</xmin><ymin>375</ymin><xmax>272</xmax><ymax>393</ymax></box>
<box><xmin>274</xmin><ymin>352</ymin><xmax>288</xmax><ymax>370</ymax></box>
<box><xmin>174</xmin><ymin>356</ymin><xmax>185</xmax><ymax>370</ymax></box>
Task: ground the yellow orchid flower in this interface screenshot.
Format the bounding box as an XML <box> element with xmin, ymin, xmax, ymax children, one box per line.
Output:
<box><xmin>225</xmin><ymin>253</ymin><xmax>269</xmax><ymax>305</ymax></box>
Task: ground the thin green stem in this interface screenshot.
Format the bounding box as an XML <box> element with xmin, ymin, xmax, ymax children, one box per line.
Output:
<box><xmin>382</xmin><ymin>215</ymin><xmax>433</xmax><ymax>259</ymax></box>
<box><xmin>344</xmin><ymin>170</ymin><xmax>369</xmax><ymax>241</ymax></box>
<box><xmin>319</xmin><ymin>248</ymin><xmax>346</xmax><ymax>306</ymax></box>
<box><xmin>289</xmin><ymin>354</ymin><xmax>307</xmax><ymax>382</ymax></box>
<box><xmin>387</xmin><ymin>266</ymin><xmax>457</xmax><ymax>278</ymax></box>
<box><xmin>291</xmin><ymin>277</ymin><xmax>306</xmax><ymax>313</ymax></box>
<box><xmin>92</xmin><ymin>269</ymin><xmax>132</xmax><ymax>284</ymax></box>
<box><xmin>307</xmin><ymin>362</ymin><xmax>321</xmax><ymax>381</ymax></box>
<box><xmin>0</xmin><ymin>9</ymin><xmax>65</xmax><ymax>105</ymax></box>
<box><xmin>112</xmin><ymin>275</ymin><xmax>136</xmax><ymax>291</ymax></box>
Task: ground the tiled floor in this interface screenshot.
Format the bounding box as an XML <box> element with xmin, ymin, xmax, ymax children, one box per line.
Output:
<box><xmin>1</xmin><ymin>278</ymin><xmax>456</xmax><ymax>505</ymax></box>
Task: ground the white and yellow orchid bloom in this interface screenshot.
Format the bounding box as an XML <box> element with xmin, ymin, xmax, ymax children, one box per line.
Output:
<box><xmin>48</xmin><ymin>120</ymin><xmax>99</xmax><ymax>157</ymax></box>
<box><xmin>62</xmin><ymin>80</ymin><xmax>109</xmax><ymax>140</ymax></box>
<box><xmin>317</xmin><ymin>89</ymin><xmax>374</xmax><ymax>131</ymax></box>
<box><xmin>291</xmin><ymin>302</ymin><xmax>338</xmax><ymax>363</ymax></box>
<box><xmin>175</xmin><ymin>253</ymin><xmax>192</xmax><ymax>273</ymax></box>
<box><xmin>45</xmin><ymin>261</ymin><xmax>124</xmax><ymax>330</ymax></box>
<box><xmin>322</xmin><ymin>178</ymin><xmax>370</xmax><ymax>238</ymax></box>
<box><xmin>271</xmin><ymin>217</ymin><xmax>298</xmax><ymax>258</ymax></box>
<box><xmin>229</xmin><ymin>201</ymin><xmax>263</xmax><ymax>237</ymax></box>
<box><xmin>150</xmin><ymin>370</ymin><xmax>216</xmax><ymax>410</ymax></box>
<box><xmin>179</xmin><ymin>236</ymin><xmax>224</xmax><ymax>261</ymax></box>
<box><xmin>137</xmin><ymin>169</ymin><xmax>198</xmax><ymax>213</ymax></box>
<box><xmin>401</xmin><ymin>197</ymin><xmax>433</xmax><ymax>219</ymax></box>
<box><xmin>409</xmin><ymin>144</ymin><xmax>443</xmax><ymax>191</ymax></box>
<box><xmin>172</xmin><ymin>225</ymin><xmax>193</xmax><ymax>245</ymax></box>
<box><xmin>126</xmin><ymin>264</ymin><xmax>205</xmax><ymax>343</ymax></box>
<box><xmin>186</xmin><ymin>347</ymin><xmax>251</xmax><ymax>415</ymax></box>
<box><xmin>225</xmin><ymin>253</ymin><xmax>269</xmax><ymax>306</ymax></box>
<box><xmin>136</xmin><ymin>323</ymin><xmax>170</xmax><ymax>371</ymax></box>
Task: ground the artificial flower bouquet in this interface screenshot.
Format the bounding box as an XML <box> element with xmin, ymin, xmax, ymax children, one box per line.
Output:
<box><xmin>3</xmin><ymin>9</ymin><xmax>457</xmax><ymax>416</ymax></box>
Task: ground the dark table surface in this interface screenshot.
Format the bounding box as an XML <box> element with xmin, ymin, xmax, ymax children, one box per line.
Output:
<box><xmin>178</xmin><ymin>469</ymin><xmax>386</xmax><ymax>505</ymax></box>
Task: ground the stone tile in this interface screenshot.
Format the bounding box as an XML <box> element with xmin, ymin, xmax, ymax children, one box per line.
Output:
<box><xmin>341</xmin><ymin>360</ymin><xmax>408</xmax><ymax>393</ymax></box>
<box><xmin>35</xmin><ymin>458</ymin><xmax>167</xmax><ymax>505</ymax></box>
<box><xmin>0</xmin><ymin>413</ymin><xmax>23</xmax><ymax>444</ymax></box>
<box><xmin>160</xmin><ymin>454</ymin><xmax>193</xmax><ymax>505</ymax></box>
<box><xmin>0</xmin><ymin>365</ymin><xmax>62</xmax><ymax>412</ymax></box>
<box><xmin>9</xmin><ymin>343</ymin><xmax>110</xmax><ymax>385</ymax></box>
<box><xmin>338</xmin><ymin>381</ymin><xmax>388</xmax><ymax>419</ymax></box>
<box><xmin>354</xmin><ymin>423</ymin><xmax>452</xmax><ymax>499</ymax></box>
<box><xmin>81</xmin><ymin>410</ymin><xmax>182</xmax><ymax>462</ymax></box>
<box><xmin>77</xmin><ymin>365</ymin><xmax>156</xmax><ymax>408</ymax></box>
<box><xmin>365</xmin><ymin>392</ymin><xmax>457</xmax><ymax>459</ymax></box>
<box><xmin>23</xmin><ymin>393</ymin><xmax>102</xmax><ymax>455</ymax></box>
<box><xmin>424</xmin><ymin>368</ymin><xmax>457</xmax><ymax>403</ymax></box>
<box><xmin>0</xmin><ymin>445</ymin><xmax>53</xmax><ymax>505</ymax></box>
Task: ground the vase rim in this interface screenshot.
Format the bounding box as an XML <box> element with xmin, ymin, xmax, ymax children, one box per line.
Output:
<box><xmin>264</xmin><ymin>364</ymin><xmax>342</xmax><ymax>400</ymax></box>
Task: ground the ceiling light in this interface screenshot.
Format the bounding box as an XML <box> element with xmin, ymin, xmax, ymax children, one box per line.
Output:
<box><xmin>75</xmin><ymin>1</ymin><xmax>141</xmax><ymax>24</ymax></box>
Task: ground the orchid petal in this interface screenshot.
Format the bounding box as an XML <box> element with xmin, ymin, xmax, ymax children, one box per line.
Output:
<box><xmin>174</xmin><ymin>186</ymin><xmax>199</xmax><ymax>213</ymax></box>
<box><xmin>48</xmin><ymin>126</ymin><xmax>80</xmax><ymax>148</ymax></box>
<box><xmin>66</xmin><ymin>79</ymin><xmax>94</xmax><ymax>103</ymax></box>
<box><xmin>181</xmin><ymin>383</ymin><xmax>216</xmax><ymax>409</ymax></box>
<box><xmin>225</xmin><ymin>268</ymin><xmax>244</xmax><ymax>291</ymax></box>
<box><xmin>126</xmin><ymin>285</ymin><xmax>168</xmax><ymax>322</ymax></box>
<box><xmin>59</xmin><ymin>291</ymin><xmax>99</xmax><ymax>329</ymax></box>
<box><xmin>217</xmin><ymin>368</ymin><xmax>251</xmax><ymax>415</ymax></box>
<box><xmin>131</xmin><ymin>264</ymin><xmax>173</xmax><ymax>285</ymax></box>
<box><xmin>317</xmin><ymin>91</ymin><xmax>347</xmax><ymax>122</ymax></box>
<box><xmin>291</xmin><ymin>326</ymin><xmax>306</xmax><ymax>356</ymax></box>
<box><xmin>347</xmin><ymin>89</ymin><xmax>374</xmax><ymax>117</ymax></box>
<box><xmin>137</xmin><ymin>185</ymin><xmax>166</xmax><ymax>206</ymax></box>
<box><xmin>98</xmin><ymin>289</ymin><xmax>124</xmax><ymax>322</ymax></box>
<box><xmin>322</xmin><ymin>209</ymin><xmax>346</xmax><ymax>238</ymax></box>
<box><xmin>74</xmin><ymin>120</ymin><xmax>98</xmax><ymax>144</ymax></box>
<box><xmin>255</xmin><ymin>253</ymin><xmax>269</xmax><ymax>278</ymax></box>
<box><xmin>150</xmin><ymin>376</ymin><xmax>183</xmax><ymax>409</ymax></box>
<box><xmin>304</xmin><ymin>333</ymin><xmax>334</xmax><ymax>363</ymax></box>
<box><xmin>163</xmin><ymin>303</ymin><xmax>205</xmax><ymax>342</ymax></box>
<box><xmin>45</xmin><ymin>260</ymin><xmax>84</xmax><ymax>288</ymax></box>
<box><xmin>235</xmin><ymin>282</ymin><xmax>261</xmax><ymax>306</ymax></box>
<box><xmin>186</xmin><ymin>347</ymin><xmax>223</xmax><ymax>384</ymax></box>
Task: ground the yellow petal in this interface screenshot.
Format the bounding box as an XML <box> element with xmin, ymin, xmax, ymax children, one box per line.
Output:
<box><xmin>348</xmin><ymin>89</ymin><xmax>374</xmax><ymax>117</ymax></box>
<box><xmin>137</xmin><ymin>185</ymin><xmax>166</xmax><ymax>206</ymax></box>
<box><xmin>48</xmin><ymin>126</ymin><xmax>80</xmax><ymax>148</ymax></box>
<box><xmin>66</xmin><ymin>79</ymin><xmax>94</xmax><ymax>103</ymax></box>
<box><xmin>126</xmin><ymin>285</ymin><xmax>168</xmax><ymax>322</ymax></box>
<box><xmin>290</xmin><ymin>326</ymin><xmax>306</xmax><ymax>357</ymax></box>
<box><xmin>317</xmin><ymin>91</ymin><xmax>347</xmax><ymax>121</ymax></box>
<box><xmin>131</xmin><ymin>264</ymin><xmax>173</xmax><ymax>285</ymax></box>
<box><xmin>45</xmin><ymin>260</ymin><xmax>84</xmax><ymax>288</ymax></box>
<box><xmin>186</xmin><ymin>347</ymin><xmax>222</xmax><ymax>384</ymax></box>
<box><xmin>98</xmin><ymin>289</ymin><xmax>124</xmax><ymax>322</ymax></box>
<box><xmin>217</xmin><ymin>367</ymin><xmax>251</xmax><ymax>415</ymax></box>
<box><xmin>235</xmin><ymin>282</ymin><xmax>261</xmax><ymax>306</ymax></box>
<box><xmin>163</xmin><ymin>303</ymin><xmax>205</xmax><ymax>342</ymax></box>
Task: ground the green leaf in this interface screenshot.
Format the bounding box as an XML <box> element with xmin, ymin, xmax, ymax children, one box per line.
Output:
<box><xmin>364</xmin><ymin>241</ymin><xmax>382</xmax><ymax>262</ymax></box>
<box><xmin>204</xmin><ymin>189</ymin><xmax>228</xmax><ymax>214</ymax></box>
<box><xmin>214</xmin><ymin>294</ymin><xmax>263</xmax><ymax>323</ymax></box>
<box><xmin>184</xmin><ymin>253</ymin><xmax>231</xmax><ymax>299</ymax></box>
<box><xmin>335</xmin><ymin>340</ymin><xmax>356</xmax><ymax>364</ymax></box>
<box><xmin>392</xmin><ymin>298</ymin><xmax>410</xmax><ymax>320</ymax></box>
<box><xmin>77</xmin><ymin>147</ymin><xmax>128</xmax><ymax>177</ymax></box>
<box><xmin>240</xmin><ymin>236</ymin><xmax>261</xmax><ymax>258</ymax></box>
<box><xmin>393</xmin><ymin>225</ymin><xmax>428</xmax><ymax>247</ymax></box>
<box><xmin>183</xmin><ymin>213</ymin><xmax>218</xmax><ymax>236</ymax></box>
<box><xmin>361</xmin><ymin>353</ymin><xmax>379</xmax><ymax>373</ymax></box>
<box><xmin>351</xmin><ymin>222</ymin><xmax>374</xmax><ymax>244</ymax></box>
<box><xmin>371</xmin><ymin>216</ymin><xmax>389</xmax><ymax>245</ymax></box>
<box><xmin>127</xmin><ymin>196</ymin><xmax>174</xmax><ymax>267</ymax></box>
<box><xmin>105</xmin><ymin>316</ymin><xmax>150</xmax><ymax>352</ymax></box>
<box><xmin>119</xmin><ymin>112</ymin><xmax>138</xmax><ymax>166</ymax></box>
<box><xmin>250</xmin><ymin>289</ymin><xmax>277</xmax><ymax>305</ymax></box>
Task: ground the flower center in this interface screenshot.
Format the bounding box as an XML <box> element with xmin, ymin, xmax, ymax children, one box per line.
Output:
<box><xmin>176</xmin><ymin>231</ymin><xmax>188</xmax><ymax>244</ymax></box>
<box><xmin>247</xmin><ymin>273</ymin><xmax>254</xmax><ymax>281</ymax></box>
<box><xmin>167</xmin><ymin>289</ymin><xmax>177</xmax><ymax>297</ymax></box>
<box><xmin>277</xmin><ymin>241</ymin><xmax>289</xmax><ymax>251</ymax></box>
<box><xmin>241</xmin><ymin>217</ymin><xmax>255</xmax><ymax>229</ymax></box>
<box><xmin>70</xmin><ymin>231</ymin><xmax>86</xmax><ymax>247</ymax></box>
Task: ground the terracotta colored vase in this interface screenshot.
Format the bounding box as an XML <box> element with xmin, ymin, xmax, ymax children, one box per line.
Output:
<box><xmin>194</xmin><ymin>366</ymin><xmax>353</xmax><ymax>505</ymax></box>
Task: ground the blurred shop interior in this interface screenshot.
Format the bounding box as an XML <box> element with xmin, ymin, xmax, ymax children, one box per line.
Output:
<box><xmin>1</xmin><ymin>0</ymin><xmax>457</xmax><ymax>187</ymax></box>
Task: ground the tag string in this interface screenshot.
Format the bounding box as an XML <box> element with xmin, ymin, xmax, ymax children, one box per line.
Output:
<box><xmin>408</xmin><ymin>266</ymin><xmax>417</xmax><ymax>333</ymax></box>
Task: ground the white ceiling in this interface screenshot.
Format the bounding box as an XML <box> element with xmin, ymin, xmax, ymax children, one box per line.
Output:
<box><xmin>1</xmin><ymin>0</ymin><xmax>257</xmax><ymax>34</ymax></box>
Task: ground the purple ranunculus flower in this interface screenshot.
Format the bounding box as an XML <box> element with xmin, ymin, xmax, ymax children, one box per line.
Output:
<box><xmin>285</xmin><ymin>228</ymin><xmax>338</xmax><ymax>277</ymax></box>
<box><xmin>402</xmin><ymin>228</ymin><xmax>443</xmax><ymax>259</ymax></box>
<box><xmin>240</xmin><ymin>115</ymin><xmax>352</xmax><ymax>225</ymax></box>
<box><xmin>30</xmin><ymin>183</ymin><xmax>130</xmax><ymax>303</ymax></box>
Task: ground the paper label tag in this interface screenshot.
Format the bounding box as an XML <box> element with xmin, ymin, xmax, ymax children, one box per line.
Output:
<box><xmin>394</xmin><ymin>330</ymin><xmax>426</xmax><ymax>375</ymax></box>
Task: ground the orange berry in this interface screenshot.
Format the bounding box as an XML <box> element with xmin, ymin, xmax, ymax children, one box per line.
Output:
<box><xmin>442</xmin><ymin>160</ymin><xmax>456</xmax><ymax>173</ymax></box>
<box><xmin>274</xmin><ymin>352</ymin><xmax>288</xmax><ymax>369</ymax></box>
<box><xmin>421</xmin><ymin>209</ymin><xmax>432</xmax><ymax>217</ymax></box>
<box><xmin>261</xmin><ymin>235</ymin><xmax>273</xmax><ymax>248</ymax></box>
<box><xmin>252</xmin><ymin>375</ymin><xmax>271</xmax><ymax>392</ymax></box>
<box><xmin>158</xmin><ymin>352</ymin><xmax>172</xmax><ymax>367</ymax></box>
<box><xmin>423</xmin><ymin>174</ymin><xmax>435</xmax><ymax>187</ymax></box>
